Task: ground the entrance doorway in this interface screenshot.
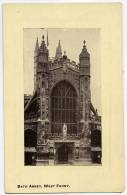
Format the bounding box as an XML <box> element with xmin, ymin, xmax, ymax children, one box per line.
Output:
<box><xmin>58</xmin><ymin>144</ymin><xmax>69</xmax><ymax>162</ymax></box>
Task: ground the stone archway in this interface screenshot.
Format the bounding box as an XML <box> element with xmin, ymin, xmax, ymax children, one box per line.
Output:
<box><xmin>55</xmin><ymin>142</ymin><xmax>74</xmax><ymax>164</ymax></box>
<box><xmin>58</xmin><ymin>143</ymin><xmax>69</xmax><ymax>162</ymax></box>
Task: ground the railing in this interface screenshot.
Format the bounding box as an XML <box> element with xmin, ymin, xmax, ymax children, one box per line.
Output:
<box><xmin>47</xmin><ymin>133</ymin><xmax>81</xmax><ymax>140</ymax></box>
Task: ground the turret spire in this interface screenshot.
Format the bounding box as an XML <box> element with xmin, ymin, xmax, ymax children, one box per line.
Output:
<box><xmin>34</xmin><ymin>37</ymin><xmax>39</xmax><ymax>53</ymax></box>
<box><xmin>47</xmin><ymin>31</ymin><xmax>49</xmax><ymax>47</ymax></box>
<box><xmin>55</xmin><ymin>40</ymin><xmax>62</xmax><ymax>59</ymax></box>
<box><xmin>39</xmin><ymin>35</ymin><xmax>49</xmax><ymax>54</ymax></box>
<box><xmin>79</xmin><ymin>40</ymin><xmax>90</xmax><ymax>59</ymax></box>
<box><xmin>58</xmin><ymin>40</ymin><xmax>61</xmax><ymax>50</ymax></box>
<box><xmin>79</xmin><ymin>40</ymin><xmax>90</xmax><ymax>77</ymax></box>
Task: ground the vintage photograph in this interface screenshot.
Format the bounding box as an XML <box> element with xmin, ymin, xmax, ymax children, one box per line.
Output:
<box><xmin>24</xmin><ymin>28</ymin><xmax>102</xmax><ymax>166</ymax></box>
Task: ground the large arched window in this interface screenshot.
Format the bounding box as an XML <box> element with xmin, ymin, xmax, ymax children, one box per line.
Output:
<box><xmin>51</xmin><ymin>81</ymin><xmax>77</xmax><ymax>135</ymax></box>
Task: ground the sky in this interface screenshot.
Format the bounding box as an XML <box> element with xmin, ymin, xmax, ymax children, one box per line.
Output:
<box><xmin>23</xmin><ymin>28</ymin><xmax>101</xmax><ymax>114</ymax></box>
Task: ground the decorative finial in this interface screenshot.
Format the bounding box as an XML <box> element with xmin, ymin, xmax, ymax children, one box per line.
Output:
<box><xmin>83</xmin><ymin>40</ymin><xmax>87</xmax><ymax>50</ymax></box>
<box><xmin>63</xmin><ymin>50</ymin><xmax>67</xmax><ymax>60</ymax></box>
<box><xmin>83</xmin><ymin>40</ymin><xmax>86</xmax><ymax>45</ymax></box>
<box><xmin>42</xmin><ymin>35</ymin><xmax>44</xmax><ymax>40</ymax></box>
<box><xmin>79</xmin><ymin>40</ymin><xmax>90</xmax><ymax>59</ymax></box>
<box><xmin>64</xmin><ymin>51</ymin><xmax>66</xmax><ymax>56</ymax></box>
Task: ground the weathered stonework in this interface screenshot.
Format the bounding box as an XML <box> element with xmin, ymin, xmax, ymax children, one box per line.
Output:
<box><xmin>24</xmin><ymin>36</ymin><xmax>102</xmax><ymax>165</ymax></box>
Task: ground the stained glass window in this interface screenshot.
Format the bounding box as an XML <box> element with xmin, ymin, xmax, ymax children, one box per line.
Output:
<box><xmin>51</xmin><ymin>81</ymin><xmax>77</xmax><ymax>134</ymax></box>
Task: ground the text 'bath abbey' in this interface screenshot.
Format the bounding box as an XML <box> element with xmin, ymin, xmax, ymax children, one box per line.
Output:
<box><xmin>24</xmin><ymin>34</ymin><xmax>102</xmax><ymax>166</ymax></box>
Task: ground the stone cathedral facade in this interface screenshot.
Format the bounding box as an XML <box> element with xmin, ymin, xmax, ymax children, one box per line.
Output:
<box><xmin>24</xmin><ymin>35</ymin><xmax>102</xmax><ymax>165</ymax></box>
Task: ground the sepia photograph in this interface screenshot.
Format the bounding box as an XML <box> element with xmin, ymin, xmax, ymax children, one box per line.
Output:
<box><xmin>4</xmin><ymin>3</ymin><xmax>124</xmax><ymax>193</ymax></box>
<box><xmin>24</xmin><ymin>28</ymin><xmax>102</xmax><ymax>166</ymax></box>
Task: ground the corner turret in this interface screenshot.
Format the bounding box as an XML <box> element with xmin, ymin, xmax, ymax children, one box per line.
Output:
<box><xmin>38</xmin><ymin>35</ymin><xmax>49</xmax><ymax>64</ymax></box>
<box><xmin>34</xmin><ymin>37</ymin><xmax>39</xmax><ymax>91</ymax></box>
<box><xmin>79</xmin><ymin>40</ymin><xmax>90</xmax><ymax>76</ymax></box>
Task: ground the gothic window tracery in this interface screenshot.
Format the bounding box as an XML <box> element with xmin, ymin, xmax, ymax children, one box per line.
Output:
<box><xmin>51</xmin><ymin>81</ymin><xmax>77</xmax><ymax>135</ymax></box>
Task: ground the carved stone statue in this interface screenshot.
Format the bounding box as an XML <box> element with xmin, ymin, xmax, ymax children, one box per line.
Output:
<box><xmin>63</xmin><ymin>123</ymin><xmax>67</xmax><ymax>138</ymax></box>
<box><xmin>38</xmin><ymin>130</ymin><xmax>45</xmax><ymax>144</ymax></box>
<box><xmin>41</xmin><ymin>87</ymin><xmax>45</xmax><ymax>96</ymax></box>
